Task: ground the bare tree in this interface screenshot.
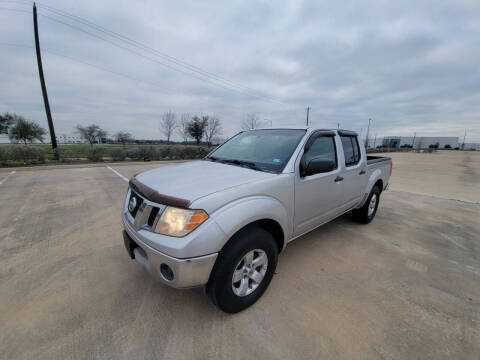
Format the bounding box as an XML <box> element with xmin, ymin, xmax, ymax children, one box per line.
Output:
<box><xmin>114</xmin><ymin>131</ymin><xmax>134</xmax><ymax>148</ymax></box>
<box><xmin>160</xmin><ymin>111</ymin><xmax>177</xmax><ymax>144</ymax></box>
<box><xmin>205</xmin><ymin>115</ymin><xmax>222</xmax><ymax>146</ymax></box>
<box><xmin>241</xmin><ymin>113</ymin><xmax>263</xmax><ymax>131</ymax></box>
<box><xmin>76</xmin><ymin>124</ymin><xmax>107</xmax><ymax>147</ymax></box>
<box><xmin>176</xmin><ymin>113</ymin><xmax>191</xmax><ymax>143</ymax></box>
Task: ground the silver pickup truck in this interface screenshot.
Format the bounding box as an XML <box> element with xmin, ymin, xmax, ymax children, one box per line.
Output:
<box><xmin>122</xmin><ymin>127</ymin><xmax>392</xmax><ymax>312</ymax></box>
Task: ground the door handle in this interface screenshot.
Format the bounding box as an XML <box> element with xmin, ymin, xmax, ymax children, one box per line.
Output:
<box><xmin>334</xmin><ymin>176</ymin><xmax>344</xmax><ymax>182</ymax></box>
<box><xmin>359</xmin><ymin>170</ymin><xmax>366</xmax><ymax>175</ymax></box>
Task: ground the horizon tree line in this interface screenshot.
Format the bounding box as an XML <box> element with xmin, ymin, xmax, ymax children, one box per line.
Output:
<box><xmin>0</xmin><ymin>111</ymin><xmax>227</xmax><ymax>146</ymax></box>
<box><xmin>4</xmin><ymin>112</ymin><xmax>473</xmax><ymax>150</ymax></box>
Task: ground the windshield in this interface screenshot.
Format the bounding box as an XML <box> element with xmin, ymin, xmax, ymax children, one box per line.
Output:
<box><xmin>206</xmin><ymin>129</ymin><xmax>306</xmax><ymax>173</ymax></box>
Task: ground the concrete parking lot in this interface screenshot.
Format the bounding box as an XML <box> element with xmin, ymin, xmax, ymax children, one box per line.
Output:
<box><xmin>0</xmin><ymin>151</ymin><xmax>479</xmax><ymax>360</ymax></box>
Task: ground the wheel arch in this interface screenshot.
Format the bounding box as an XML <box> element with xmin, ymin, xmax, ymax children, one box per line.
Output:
<box><xmin>374</xmin><ymin>178</ymin><xmax>384</xmax><ymax>193</ymax></box>
<box><xmin>356</xmin><ymin>169</ymin><xmax>383</xmax><ymax>209</ymax></box>
<box><xmin>222</xmin><ymin>218</ymin><xmax>285</xmax><ymax>254</ymax></box>
<box><xmin>211</xmin><ymin>196</ymin><xmax>289</xmax><ymax>254</ymax></box>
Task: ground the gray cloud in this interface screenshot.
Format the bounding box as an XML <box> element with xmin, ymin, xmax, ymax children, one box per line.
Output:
<box><xmin>1</xmin><ymin>0</ymin><xmax>479</xmax><ymax>141</ymax></box>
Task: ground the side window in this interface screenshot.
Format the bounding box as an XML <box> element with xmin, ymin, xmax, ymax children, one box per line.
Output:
<box><xmin>341</xmin><ymin>136</ymin><xmax>361</xmax><ymax>166</ymax></box>
<box><xmin>304</xmin><ymin>136</ymin><xmax>337</xmax><ymax>168</ymax></box>
<box><xmin>351</xmin><ymin>136</ymin><xmax>360</xmax><ymax>163</ymax></box>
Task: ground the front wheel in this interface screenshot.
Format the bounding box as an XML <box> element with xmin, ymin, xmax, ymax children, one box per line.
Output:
<box><xmin>206</xmin><ymin>226</ymin><xmax>278</xmax><ymax>313</ymax></box>
<box><xmin>353</xmin><ymin>185</ymin><xmax>380</xmax><ymax>224</ymax></box>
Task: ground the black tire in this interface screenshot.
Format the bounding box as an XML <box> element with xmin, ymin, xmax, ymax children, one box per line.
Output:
<box><xmin>206</xmin><ymin>226</ymin><xmax>278</xmax><ymax>313</ymax></box>
<box><xmin>353</xmin><ymin>186</ymin><xmax>380</xmax><ymax>224</ymax></box>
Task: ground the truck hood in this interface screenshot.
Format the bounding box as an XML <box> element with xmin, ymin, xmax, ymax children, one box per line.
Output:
<box><xmin>134</xmin><ymin>160</ymin><xmax>277</xmax><ymax>205</ymax></box>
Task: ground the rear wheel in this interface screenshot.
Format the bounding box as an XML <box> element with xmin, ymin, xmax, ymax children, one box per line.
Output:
<box><xmin>207</xmin><ymin>226</ymin><xmax>278</xmax><ymax>313</ymax></box>
<box><xmin>353</xmin><ymin>186</ymin><xmax>380</xmax><ymax>224</ymax></box>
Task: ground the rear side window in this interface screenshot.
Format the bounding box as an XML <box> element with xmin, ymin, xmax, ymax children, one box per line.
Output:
<box><xmin>304</xmin><ymin>136</ymin><xmax>337</xmax><ymax>168</ymax></box>
<box><xmin>341</xmin><ymin>136</ymin><xmax>361</xmax><ymax>166</ymax></box>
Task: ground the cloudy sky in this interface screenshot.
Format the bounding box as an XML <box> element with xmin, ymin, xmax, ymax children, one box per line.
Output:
<box><xmin>1</xmin><ymin>0</ymin><xmax>479</xmax><ymax>142</ymax></box>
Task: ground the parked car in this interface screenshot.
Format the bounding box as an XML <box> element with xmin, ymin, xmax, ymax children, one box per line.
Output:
<box><xmin>122</xmin><ymin>127</ymin><xmax>392</xmax><ymax>312</ymax></box>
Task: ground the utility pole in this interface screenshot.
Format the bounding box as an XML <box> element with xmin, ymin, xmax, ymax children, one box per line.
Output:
<box><xmin>33</xmin><ymin>3</ymin><xmax>58</xmax><ymax>158</ymax></box>
<box><xmin>365</xmin><ymin>118</ymin><xmax>372</xmax><ymax>148</ymax></box>
<box><xmin>461</xmin><ymin>129</ymin><xmax>466</xmax><ymax>150</ymax></box>
<box><xmin>412</xmin><ymin>132</ymin><xmax>416</xmax><ymax>149</ymax></box>
<box><xmin>306</xmin><ymin>107</ymin><xmax>310</xmax><ymax>126</ymax></box>
<box><xmin>373</xmin><ymin>133</ymin><xmax>377</xmax><ymax>148</ymax></box>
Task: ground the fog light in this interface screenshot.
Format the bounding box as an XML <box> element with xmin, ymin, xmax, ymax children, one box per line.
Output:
<box><xmin>160</xmin><ymin>263</ymin><xmax>174</xmax><ymax>281</ymax></box>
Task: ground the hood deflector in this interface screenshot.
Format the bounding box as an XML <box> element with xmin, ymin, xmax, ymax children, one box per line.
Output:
<box><xmin>129</xmin><ymin>177</ymin><xmax>191</xmax><ymax>208</ymax></box>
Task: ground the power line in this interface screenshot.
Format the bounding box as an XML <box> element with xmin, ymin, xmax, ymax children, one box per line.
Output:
<box><xmin>37</xmin><ymin>12</ymin><xmax>286</xmax><ymax>105</ymax></box>
<box><xmin>0</xmin><ymin>0</ymin><xmax>286</xmax><ymax>105</ymax></box>
<box><xmin>0</xmin><ymin>43</ymin><xmax>178</xmax><ymax>96</ymax></box>
<box><xmin>0</xmin><ymin>0</ymin><xmax>31</xmax><ymax>4</ymax></box>
<box><xmin>0</xmin><ymin>6</ymin><xmax>29</xmax><ymax>13</ymax></box>
<box><xmin>36</xmin><ymin>2</ymin><xmax>265</xmax><ymax>96</ymax></box>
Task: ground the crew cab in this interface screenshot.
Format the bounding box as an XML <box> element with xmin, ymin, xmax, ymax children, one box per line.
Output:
<box><xmin>122</xmin><ymin>127</ymin><xmax>392</xmax><ymax>312</ymax></box>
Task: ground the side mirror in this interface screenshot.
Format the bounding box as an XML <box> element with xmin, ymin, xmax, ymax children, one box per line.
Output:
<box><xmin>303</xmin><ymin>157</ymin><xmax>336</xmax><ymax>176</ymax></box>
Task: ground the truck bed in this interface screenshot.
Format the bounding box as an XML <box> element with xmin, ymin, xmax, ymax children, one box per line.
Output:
<box><xmin>366</xmin><ymin>155</ymin><xmax>391</xmax><ymax>165</ymax></box>
<box><xmin>366</xmin><ymin>155</ymin><xmax>392</xmax><ymax>192</ymax></box>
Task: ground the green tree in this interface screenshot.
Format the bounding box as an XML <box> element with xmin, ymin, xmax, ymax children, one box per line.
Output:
<box><xmin>114</xmin><ymin>131</ymin><xmax>134</xmax><ymax>148</ymax></box>
<box><xmin>0</xmin><ymin>112</ymin><xmax>17</xmax><ymax>134</ymax></box>
<box><xmin>187</xmin><ymin>116</ymin><xmax>207</xmax><ymax>145</ymax></box>
<box><xmin>9</xmin><ymin>116</ymin><xmax>46</xmax><ymax>144</ymax></box>
<box><xmin>76</xmin><ymin>124</ymin><xmax>107</xmax><ymax>147</ymax></box>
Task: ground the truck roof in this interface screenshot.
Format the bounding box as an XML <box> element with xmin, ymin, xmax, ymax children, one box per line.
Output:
<box><xmin>247</xmin><ymin>126</ymin><xmax>358</xmax><ymax>136</ymax></box>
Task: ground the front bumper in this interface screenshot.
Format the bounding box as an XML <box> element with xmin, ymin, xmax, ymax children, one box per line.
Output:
<box><xmin>122</xmin><ymin>229</ymin><xmax>218</xmax><ymax>288</ymax></box>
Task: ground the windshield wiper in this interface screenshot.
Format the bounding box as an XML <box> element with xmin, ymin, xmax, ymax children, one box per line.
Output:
<box><xmin>219</xmin><ymin>158</ymin><xmax>261</xmax><ymax>171</ymax></box>
<box><xmin>206</xmin><ymin>156</ymin><xmax>267</xmax><ymax>172</ymax></box>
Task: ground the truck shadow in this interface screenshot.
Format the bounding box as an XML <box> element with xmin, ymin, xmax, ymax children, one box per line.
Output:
<box><xmin>143</xmin><ymin>212</ymin><xmax>359</xmax><ymax>317</ymax></box>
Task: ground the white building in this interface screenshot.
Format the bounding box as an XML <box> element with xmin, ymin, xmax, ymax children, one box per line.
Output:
<box><xmin>0</xmin><ymin>134</ymin><xmax>10</xmax><ymax>144</ymax></box>
<box><xmin>366</xmin><ymin>137</ymin><xmax>384</xmax><ymax>149</ymax></box>
<box><xmin>56</xmin><ymin>134</ymin><xmax>86</xmax><ymax>144</ymax></box>
<box><xmin>380</xmin><ymin>136</ymin><xmax>458</xmax><ymax>149</ymax></box>
<box><xmin>463</xmin><ymin>143</ymin><xmax>480</xmax><ymax>150</ymax></box>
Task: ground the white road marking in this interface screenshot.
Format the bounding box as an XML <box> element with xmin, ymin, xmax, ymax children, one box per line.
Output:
<box><xmin>106</xmin><ymin>166</ymin><xmax>129</xmax><ymax>182</ymax></box>
<box><xmin>0</xmin><ymin>171</ymin><xmax>15</xmax><ymax>185</ymax></box>
<box><xmin>440</xmin><ymin>233</ymin><xmax>467</xmax><ymax>250</ymax></box>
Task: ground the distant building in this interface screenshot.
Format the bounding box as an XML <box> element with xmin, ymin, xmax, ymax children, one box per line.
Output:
<box><xmin>380</xmin><ymin>136</ymin><xmax>459</xmax><ymax>149</ymax></box>
<box><xmin>463</xmin><ymin>143</ymin><xmax>480</xmax><ymax>150</ymax></box>
<box><xmin>0</xmin><ymin>134</ymin><xmax>10</xmax><ymax>144</ymax></box>
<box><xmin>0</xmin><ymin>135</ymin><xmax>46</xmax><ymax>144</ymax></box>
<box><xmin>366</xmin><ymin>137</ymin><xmax>384</xmax><ymax>149</ymax></box>
<box><xmin>56</xmin><ymin>134</ymin><xmax>86</xmax><ymax>144</ymax></box>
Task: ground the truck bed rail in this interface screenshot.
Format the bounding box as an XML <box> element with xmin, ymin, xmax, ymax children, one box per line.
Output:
<box><xmin>367</xmin><ymin>156</ymin><xmax>391</xmax><ymax>165</ymax></box>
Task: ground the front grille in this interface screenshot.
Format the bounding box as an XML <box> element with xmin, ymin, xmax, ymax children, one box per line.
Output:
<box><xmin>147</xmin><ymin>207</ymin><xmax>160</xmax><ymax>227</ymax></box>
<box><xmin>128</xmin><ymin>191</ymin><xmax>143</xmax><ymax>218</ymax></box>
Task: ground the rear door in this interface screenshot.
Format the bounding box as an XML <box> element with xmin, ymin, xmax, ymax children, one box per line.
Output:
<box><xmin>293</xmin><ymin>132</ymin><xmax>345</xmax><ymax>236</ymax></box>
<box><xmin>337</xmin><ymin>134</ymin><xmax>368</xmax><ymax>209</ymax></box>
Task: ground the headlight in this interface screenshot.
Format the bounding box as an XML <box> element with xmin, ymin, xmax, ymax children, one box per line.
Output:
<box><xmin>154</xmin><ymin>207</ymin><xmax>208</xmax><ymax>237</ymax></box>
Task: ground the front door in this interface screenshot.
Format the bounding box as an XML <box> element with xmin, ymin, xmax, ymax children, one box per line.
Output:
<box><xmin>293</xmin><ymin>133</ymin><xmax>344</xmax><ymax>237</ymax></box>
